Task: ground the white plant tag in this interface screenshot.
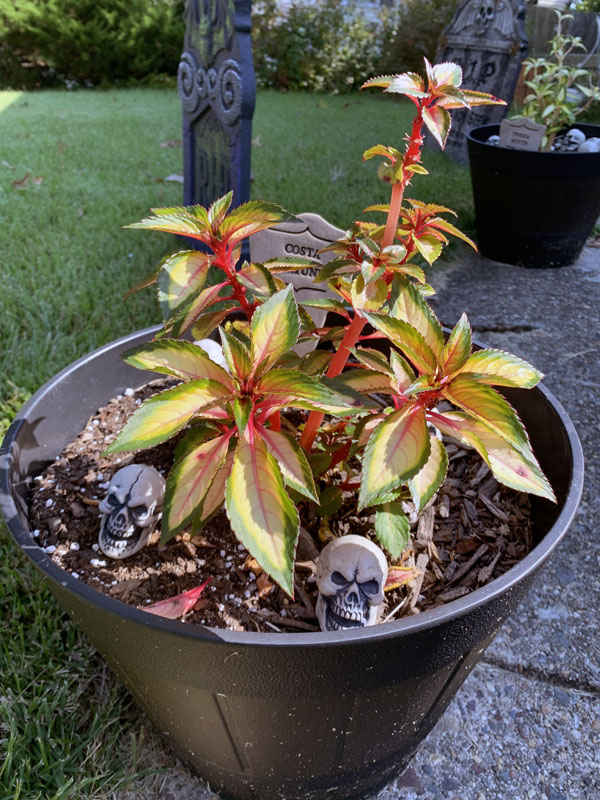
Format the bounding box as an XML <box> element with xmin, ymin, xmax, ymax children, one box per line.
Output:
<box><xmin>499</xmin><ymin>117</ymin><xmax>547</xmax><ymax>151</ymax></box>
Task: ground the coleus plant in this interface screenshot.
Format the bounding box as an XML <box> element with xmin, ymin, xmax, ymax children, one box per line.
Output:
<box><xmin>107</xmin><ymin>59</ymin><xmax>555</xmax><ymax>596</ymax></box>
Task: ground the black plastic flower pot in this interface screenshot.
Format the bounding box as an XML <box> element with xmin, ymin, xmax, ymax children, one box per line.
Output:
<box><xmin>467</xmin><ymin>123</ymin><xmax>600</xmax><ymax>268</ymax></box>
<box><xmin>0</xmin><ymin>327</ymin><xmax>584</xmax><ymax>800</ymax></box>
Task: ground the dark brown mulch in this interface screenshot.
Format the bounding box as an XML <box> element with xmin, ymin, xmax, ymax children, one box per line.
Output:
<box><xmin>29</xmin><ymin>380</ymin><xmax>533</xmax><ymax>633</ymax></box>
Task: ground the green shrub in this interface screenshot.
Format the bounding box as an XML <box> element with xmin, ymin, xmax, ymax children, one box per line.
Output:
<box><xmin>377</xmin><ymin>0</ymin><xmax>458</xmax><ymax>76</ymax></box>
<box><xmin>0</xmin><ymin>0</ymin><xmax>185</xmax><ymax>88</ymax></box>
<box><xmin>251</xmin><ymin>0</ymin><xmax>397</xmax><ymax>92</ymax></box>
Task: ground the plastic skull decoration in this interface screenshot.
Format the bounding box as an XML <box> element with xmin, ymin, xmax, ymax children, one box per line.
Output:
<box><xmin>316</xmin><ymin>535</ymin><xmax>388</xmax><ymax>632</ymax></box>
<box><xmin>98</xmin><ymin>464</ymin><xmax>165</xmax><ymax>559</ymax></box>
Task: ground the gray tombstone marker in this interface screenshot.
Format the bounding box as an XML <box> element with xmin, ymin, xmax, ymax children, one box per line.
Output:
<box><xmin>178</xmin><ymin>0</ymin><xmax>255</xmax><ymax>211</ymax></box>
<box><xmin>251</xmin><ymin>213</ymin><xmax>344</xmax><ymax>353</ymax></box>
<box><xmin>499</xmin><ymin>116</ymin><xmax>546</xmax><ymax>150</ymax></box>
<box><xmin>435</xmin><ymin>0</ymin><xmax>528</xmax><ymax>162</ymax></box>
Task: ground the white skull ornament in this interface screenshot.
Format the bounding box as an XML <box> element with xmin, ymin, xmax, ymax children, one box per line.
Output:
<box><xmin>316</xmin><ymin>535</ymin><xmax>388</xmax><ymax>632</ymax></box>
<box><xmin>98</xmin><ymin>465</ymin><xmax>165</xmax><ymax>559</ymax></box>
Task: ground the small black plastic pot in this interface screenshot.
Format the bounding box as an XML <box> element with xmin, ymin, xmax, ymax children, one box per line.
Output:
<box><xmin>0</xmin><ymin>328</ymin><xmax>584</xmax><ymax>800</ymax></box>
<box><xmin>467</xmin><ymin>123</ymin><xmax>600</xmax><ymax>268</ymax></box>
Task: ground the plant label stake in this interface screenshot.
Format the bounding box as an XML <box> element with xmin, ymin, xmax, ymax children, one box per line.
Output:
<box><xmin>499</xmin><ymin>117</ymin><xmax>546</xmax><ymax>150</ymax></box>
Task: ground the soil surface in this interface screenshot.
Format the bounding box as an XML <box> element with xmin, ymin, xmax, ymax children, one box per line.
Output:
<box><xmin>29</xmin><ymin>380</ymin><xmax>533</xmax><ymax>633</ymax></box>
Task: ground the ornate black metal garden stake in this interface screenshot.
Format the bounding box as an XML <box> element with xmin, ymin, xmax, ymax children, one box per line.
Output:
<box><xmin>178</xmin><ymin>0</ymin><xmax>255</xmax><ymax>209</ymax></box>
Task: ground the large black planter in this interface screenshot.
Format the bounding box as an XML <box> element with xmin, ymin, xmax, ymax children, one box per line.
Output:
<box><xmin>467</xmin><ymin>123</ymin><xmax>600</xmax><ymax>268</ymax></box>
<box><xmin>0</xmin><ymin>327</ymin><xmax>584</xmax><ymax>800</ymax></box>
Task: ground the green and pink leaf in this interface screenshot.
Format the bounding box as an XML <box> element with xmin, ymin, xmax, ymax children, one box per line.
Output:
<box><xmin>225</xmin><ymin>432</ymin><xmax>299</xmax><ymax>596</ymax></box>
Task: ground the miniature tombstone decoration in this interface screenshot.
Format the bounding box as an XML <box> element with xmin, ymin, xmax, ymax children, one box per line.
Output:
<box><xmin>178</xmin><ymin>0</ymin><xmax>255</xmax><ymax>211</ymax></box>
<box><xmin>251</xmin><ymin>213</ymin><xmax>344</xmax><ymax>353</ymax></box>
<box><xmin>98</xmin><ymin>465</ymin><xmax>166</xmax><ymax>559</ymax></box>
<box><xmin>499</xmin><ymin>117</ymin><xmax>546</xmax><ymax>151</ymax></box>
<box><xmin>434</xmin><ymin>0</ymin><xmax>528</xmax><ymax>162</ymax></box>
<box><xmin>316</xmin><ymin>535</ymin><xmax>388</xmax><ymax>632</ymax></box>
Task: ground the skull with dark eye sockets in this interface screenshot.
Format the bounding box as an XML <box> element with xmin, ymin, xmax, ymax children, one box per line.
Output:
<box><xmin>316</xmin><ymin>535</ymin><xmax>388</xmax><ymax>632</ymax></box>
<box><xmin>98</xmin><ymin>465</ymin><xmax>165</xmax><ymax>559</ymax></box>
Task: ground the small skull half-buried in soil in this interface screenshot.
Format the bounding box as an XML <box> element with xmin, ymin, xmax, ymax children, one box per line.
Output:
<box><xmin>316</xmin><ymin>535</ymin><xmax>388</xmax><ymax>632</ymax></box>
<box><xmin>98</xmin><ymin>464</ymin><xmax>165</xmax><ymax>559</ymax></box>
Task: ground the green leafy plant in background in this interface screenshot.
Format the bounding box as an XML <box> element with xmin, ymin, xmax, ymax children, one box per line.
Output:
<box><xmin>112</xmin><ymin>60</ymin><xmax>555</xmax><ymax>595</ymax></box>
<box><xmin>517</xmin><ymin>10</ymin><xmax>600</xmax><ymax>149</ymax></box>
<box><xmin>0</xmin><ymin>0</ymin><xmax>184</xmax><ymax>87</ymax></box>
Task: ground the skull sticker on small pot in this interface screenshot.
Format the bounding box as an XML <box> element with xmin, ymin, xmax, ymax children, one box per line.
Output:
<box><xmin>316</xmin><ymin>535</ymin><xmax>388</xmax><ymax>632</ymax></box>
<box><xmin>98</xmin><ymin>464</ymin><xmax>165</xmax><ymax>559</ymax></box>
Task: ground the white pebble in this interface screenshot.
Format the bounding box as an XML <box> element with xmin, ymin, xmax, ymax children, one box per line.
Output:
<box><xmin>91</xmin><ymin>543</ymin><xmax>99</xmax><ymax>551</ymax></box>
<box><xmin>45</xmin><ymin>498</ymin><xmax>54</xmax><ymax>508</ymax></box>
<box><xmin>218</xmin><ymin>603</ymin><xmax>225</xmax><ymax>611</ymax></box>
<box><xmin>70</xmin><ymin>542</ymin><xmax>80</xmax><ymax>551</ymax></box>
<box><xmin>44</xmin><ymin>545</ymin><xmax>56</xmax><ymax>554</ymax></box>
<box><xmin>93</xmin><ymin>420</ymin><xmax>99</xmax><ymax>426</ymax></box>
<box><xmin>96</xmin><ymin>473</ymin><xmax>104</xmax><ymax>481</ymax></box>
<box><xmin>111</xmin><ymin>580</ymin><xmax>118</xmax><ymax>586</ymax></box>
<box><xmin>280</xmin><ymin>609</ymin><xmax>287</xmax><ymax>617</ymax></box>
<box><xmin>87</xmin><ymin>426</ymin><xmax>94</xmax><ymax>432</ymax></box>
<box><xmin>219</xmin><ymin>550</ymin><xmax>226</xmax><ymax>557</ymax></box>
<box><xmin>249</xmin><ymin>572</ymin><xmax>256</xmax><ymax>581</ymax></box>
<box><xmin>124</xmin><ymin>387</ymin><xmax>135</xmax><ymax>397</ymax></box>
<box><xmin>90</xmin><ymin>558</ymin><xmax>107</xmax><ymax>567</ymax></box>
<box><xmin>31</xmin><ymin>529</ymin><xmax>40</xmax><ymax>538</ymax></box>
<box><xmin>71</xmin><ymin>572</ymin><xmax>80</xmax><ymax>579</ymax></box>
<box><xmin>244</xmin><ymin>590</ymin><xmax>251</xmax><ymax>599</ymax></box>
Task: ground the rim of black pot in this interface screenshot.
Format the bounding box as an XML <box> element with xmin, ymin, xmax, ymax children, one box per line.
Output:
<box><xmin>0</xmin><ymin>327</ymin><xmax>584</xmax><ymax>648</ymax></box>
<box><xmin>467</xmin><ymin>122</ymin><xmax>600</xmax><ymax>151</ymax></box>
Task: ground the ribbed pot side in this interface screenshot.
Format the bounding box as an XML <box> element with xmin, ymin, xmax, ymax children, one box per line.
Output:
<box><xmin>0</xmin><ymin>327</ymin><xmax>584</xmax><ymax>800</ymax></box>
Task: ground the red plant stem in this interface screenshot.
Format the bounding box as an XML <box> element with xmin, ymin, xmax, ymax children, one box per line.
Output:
<box><xmin>217</xmin><ymin>245</ymin><xmax>254</xmax><ymax>321</ymax></box>
<box><xmin>299</xmin><ymin>313</ymin><xmax>366</xmax><ymax>452</ymax></box>
<box><xmin>301</xmin><ymin>108</ymin><xmax>426</xmax><ymax>454</ymax></box>
<box><xmin>270</xmin><ymin>411</ymin><xmax>281</xmax><ymax>432</ymax></box>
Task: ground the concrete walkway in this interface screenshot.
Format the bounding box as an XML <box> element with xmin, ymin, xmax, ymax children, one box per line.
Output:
<box><xmin>375</xmin><ymin>242</ymin><xmax>600</xmax><ymax>800</ymax></box>
<box><xmin>155</xmin><ymin>243</ymin><xmax>600</xmax><ymax>800</ymax></box>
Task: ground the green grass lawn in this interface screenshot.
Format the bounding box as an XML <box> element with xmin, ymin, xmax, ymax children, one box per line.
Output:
<box><xmin>0</xmin><ymin>86</ymin><xmax>473</xmax><ymax>799</ymax></box>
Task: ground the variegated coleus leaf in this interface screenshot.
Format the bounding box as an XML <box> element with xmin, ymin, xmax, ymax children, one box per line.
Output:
<box><xmin>441</xmin><ymin>313</ymin><xmax>472</xmax><ymax>374</ymax></box>
<box><xmin>359</xmin><ymin>403</ymin><xmax>430</xmax><ymax>510</ymax></box>
<box><xmin>236</xmin><ymin>262</ymin><xmax>285</xmax><ymax>299</ymax></box>
<box><xmin>122</xmin><ymin>339</ymin><xmax>234</xmax><ymax>390</ymax></box>
<box><xmin>124</xmin><ymin>207</ymin><xmax>212</xmax><ymax>244</ymax></box>
<box><xmin>442</xmin><ymin>375</ymin><xmax>533</xmax><ymax>458</ymax></box>
<box><xmin>408</xmin><ymin>434</ymin><xmax>449</xmax><ymax>513</ymax></box>
<box><xmin>257</xmin><ymin>369</ymin><xmax>377</xmax><ymax>416</ymax></box>
<box><xmin>104</xmin><ymin>379</ymin><xmax>234</xmax><ymax>454</ymax></box>
<box><xmin>432</xmin><ymin>411</ymin><xmax>555</xmax><ymax>501</ymax></box>
<box><xmin>363</xmin><ymin>312</ymin><xmax>438</xmax><ymax>374</ymax></box>
<box><xmin>225</xmin><ymin>431</ymin><xmax>299</xmax><ymax>596</ymax></box>
<box><xmin>392</xmin><ymin>280</ymin><xmax>444</xmax><ymax>359</ymax></box>
<box><xmin>220</xmin><ymin>327</ymin><xmax>251</xmax><ymax>380</ymax></box>
<box><xmin>156</xmin><ymin>250</ymin><xmax>212</xmax><ymax>322</ymax></box>
<box><xmin>256</xmin><ymin>423</ymin><xmax>319</xmax><ymax>502</ymax></box>
<box><xmin>452</xmin><ymin>349</ymin><xmax>543</xmax><ymax>389</ymax></box>
<box><xmin>250</xmin><ymin>285</ymin><xmax>300</xmax><ymax>375</ymax></box>
<box><xmin>218</xmin><ymin>200</ymin><xmax>298</xmax><ymax>248</ymax></box>
<box><xmin>192</xmin><ymin>451</ymin><xmax>235</xmax><ymax>533</ymax></box>
<box><xmin>162</xmin><ymin>429</ymin><xmax>233</xmax><ymax>540</ymax></box>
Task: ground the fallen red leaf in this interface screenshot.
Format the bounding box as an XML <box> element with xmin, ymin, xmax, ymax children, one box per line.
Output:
<box><xmin>143</xmin><ymin>577</ymin><xmax>212</xmax><ymax>619</ymax></box>
<box><xmin>384</xmin><ymin>566</ymin><xmax>422</xmax><ymax>591</ymax></box>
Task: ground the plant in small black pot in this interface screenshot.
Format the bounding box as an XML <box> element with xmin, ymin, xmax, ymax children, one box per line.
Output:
<box><xmin>467</xmin><ymin>10</ymin><xmax>600</xmax><ymax>268</ymax></box>
<box><xmin>0</xmin><ymin>60</ymin><xmax>585</xmax><ymax>800</ymax></box>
